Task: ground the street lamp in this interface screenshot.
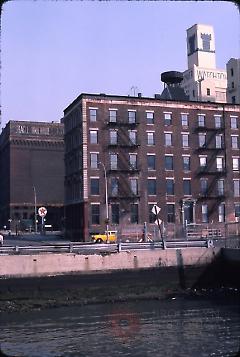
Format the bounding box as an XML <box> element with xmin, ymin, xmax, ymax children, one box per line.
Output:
<box><xmin>98</xmin><ymin>161</ymin><xmax>109</xmax><ymax>238</ymax></box>
<box><xmin>33</xmin><ymin>186</ymin><xmax>37</xmax><ymax>234</ymax></box>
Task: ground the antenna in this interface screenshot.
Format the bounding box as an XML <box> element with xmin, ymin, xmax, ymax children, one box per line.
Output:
<box><xmin>129</xmin><ymin>86</ymin><xmax>139</xmax><ymax>96</ymax></box>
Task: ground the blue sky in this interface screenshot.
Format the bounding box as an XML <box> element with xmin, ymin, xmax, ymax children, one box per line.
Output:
<box><xmin>1</xmin><ymin>1</ymin><xmax>239</xmax><ymax>127</ymax></box>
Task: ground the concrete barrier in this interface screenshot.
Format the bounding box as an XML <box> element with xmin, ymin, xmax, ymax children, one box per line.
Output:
<box><xmin>0</xmin><ymin>247</ymin><xmax>221</xmax><ymax>278</ymax></box>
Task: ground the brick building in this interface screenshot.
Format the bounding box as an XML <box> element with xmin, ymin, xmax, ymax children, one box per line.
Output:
<box><xmin>63</xmin><ymin>93</ymin><xmax>240</xmax><ymax>241</ymax></box>
<box><xmin>0</xmin><ymin>121</ymin><xmax>64</xmax><ymax>232</ymax></box>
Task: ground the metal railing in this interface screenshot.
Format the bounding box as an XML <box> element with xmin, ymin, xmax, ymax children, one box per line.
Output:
<box><xmin>0</xmin><ymin>240</ymin><xmax>213</xmax><ymax>256</ymax></box>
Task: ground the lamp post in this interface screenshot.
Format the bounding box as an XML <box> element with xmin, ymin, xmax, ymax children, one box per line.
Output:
<box><xmin>98</xmin><ymin>162</ymin><xmax>109</xmax><ymax>239</ymax></box>
<box><xmin>33</xmin><ymin>186</ymin><xmax>37</xmax><ymax>234</ymax></box>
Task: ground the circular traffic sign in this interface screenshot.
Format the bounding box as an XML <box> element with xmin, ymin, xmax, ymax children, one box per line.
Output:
<box><xmin>38</xmin><ymin>206</ymin><xmax>47</xmax><ymax>217</ymax></box>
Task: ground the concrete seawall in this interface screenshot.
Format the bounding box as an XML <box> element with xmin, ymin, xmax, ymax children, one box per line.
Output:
<box><xmin>0</xmin><ymin>247</ymin><xmax>220</xmax><ymax>278</ymax></box>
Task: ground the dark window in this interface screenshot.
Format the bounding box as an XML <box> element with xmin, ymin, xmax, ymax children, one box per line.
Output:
<box><xmin>148</xmin><ymin>179</ymin><xmax>157</xmax><ymax>195</ymax></box>
<box><xmin>128</xmin><ymin>111</ymin><xmax>136</xmax><ymax>123</ymax></box>
<box><xmin>164</xmin><ymin>113</ymin><xmax>172</xmax><ymax>126</ymax></box>
<box><xmin>90</xmin><ymin>178</ymin><xmax>99</xmax><ymax>195</ymax></box>
<box><xmin>166</xmin><ymin>179</ymin><xmax>174</xmax><ymax>195</ymax></box>
<box><xmin>90</xmin><ymin>153</ymin><xmax>99</xmax><ymax>169</ymax></box>
<box><xmin>231</xmin><ymin>68</ymin><xmax>234</xmax><ymax>77</ymax></box>
<box><xmin>188</xmin><ymin>34</ymin><xmax>195</xmax><ymax>55</ymax></box>
<box><xmin>165</xmin><ymin>156</ymin><xmax>173</xmax><ymax>170</ymax></box>
<box><xmin>90</xmin><ymin>109</ymin><xmax>97</xmax><ymax>122</ymax></box>
<box><xmin>183</xmin><ymin>156</ymin><xmax>190</xmax><ymax>171</ymax></box>
<box><xmin>167</xmin><ymin>204</ymin><xmax>175</xmax><ymax>223</ymax></box>
<box><xmin>111</xmin><ymin>204</ymin><xmax>119</xmax><ymax>224</ymax></box>
<box><xmin>235</xmin><ymin>204</ymin><xmax>240</xmax><ymax>218</ymax></box>
<box><xmin>109</xmin><ymin>110</ymin><xmax>117</xmax><ymax>123</ymax></box>
<box><xmin>201</xmin><ymin>33</ymin><xmax>211</xmax><ymax>51</ymax></box>
<box><xmin>91</xmin><ymin>204</ymin><xmax>100</xmax><ymax>224</ymax></box>
<box><xmin>231</xmin><ymin>82</ymin><xmax>235</xmax><ymax>89</ymax></box>
<box><xmin>207</xmin><ymin>88</ymin><xmax>211</xmax><ymax>96</ymax></box>
<box><xmin>90</xmin><ymin>130</ymin><xmax>98</xmax><ymax>144</ymax></box>
<box><xmin>147</xmin><ymin>155</ymin><xmax>156</xmax><ymax>170</ymax></box>
<box><xmin>200</xmin><ymin>179</ymin><xmax>208</xmax><ymax>195</ymax></box>
<box><xmin>146</xmin><ymin>112</ymin><xmax>154</xmax><ymax>124</ymax></box>
<box><xmin>110</xmin><ymin>178</ymin><xmax>118</xmax><ymax>196</ymax></box>
<box><xmin>130</xmin><ymin>204</ymin><xmax>139</xmax><ymax>223</ymax></box>
<box><xmin>232</xmin><ymin>96</ymin><xmax>236</xmax><ymax>104</ymax></box>
<box><xmin>183</xmin><ymin>180</ymin><xmax>191</xmax><ymax>195</ymax></box>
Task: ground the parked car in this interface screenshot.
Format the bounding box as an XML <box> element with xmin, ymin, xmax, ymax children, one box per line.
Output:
<box><xmin>91</xmin><ymin>231</ymin><xmax>117</xmax><ymax>243</ymax></box>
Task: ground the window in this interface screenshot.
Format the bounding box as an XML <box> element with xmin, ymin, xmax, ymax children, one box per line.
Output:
<box><xmin>232</xmin><ymin>96</ymin><xmax>236</xmax><ymax>104</ymax></box>
<box><xmin>129</xmin><ymin>130</ymin><xmax>137</xmax><ymax>145</ymax></box>
<box><xmin>148</xmin><ymin>204</ymin><xmax>156</xmax><ymax>223</ymax></box>
<box><xmin>147</xmin><ymin>132</ymin><xmax>155</xmax><ymax>145</ymax></box>
<box><xmin>146</xmin><ymin>112</ymin><xmax>154</xmax><ymax>124</ymax></box>
<box><xmin>90</xmin><ymin>130</ymin><xmax>98</xmax><ymax>144</ymax></box>
<box><xmin>110</xmin><ymin>154</ymin><xmax>118</xmax><ymax>170</ymax></box>
<box><xmin>147</xmin><ymin>155</ymin><xmax>156</xmax><ymax>170</ymax></box>
<box><xmin>164</xmin><ymin>113</ymin><xmax>172</xmax><ymax>126</ymax></box>
<box><xmin>109</xmin><ymin>110</ymin><xmax>117</xmax><ymax>123</ymax></box>
<box><xmin>235</xmin><ymin>204</ymin><xmax>240</xmax><ymax>218</ymax></box>
<box><xmin>201</xmin><ymin>204</ymin><xmax>208</xmax><ymax>223</ymax></box>
<box><xmin>91</xmin><ymin>204</ymin><xmax>100</xmax><ymax>224</ymax></box>
<box><xmin>90</xmin><ymin>109</ymin><xmax>97</xmax><ymax>122</ymax></box>
<box><xmin>198</xmin><ymin>114</ymin><xmax>205</xmax><ymax>127</ymax></box>
<box><xmin>217</xmin><ymin>179</ymin><xmax>224</xmax><ymax>196</ymax></box>
<box><xmin>233</xmin><ymin>180</ymin><xmax>240</xmax><ymax>197</ymax></box>
<box><xmin>218</xmin><ymin>204</ymin><xmax>225</xmax><ymax>223</ymax></box>
<box><xmin>166</xmin><ymin>179</ymin><xmax>174</xmax><ymax>195</ymax></box>
<box><xmin>231</xmin><ymin>81</ymin><xmax>235</xmax><ymax>89</ymax></box>
<box><xmin>165</xmin><ymin>156</ymin><xmax>173</xmax><ymax>170</ymax></box>
<box><xmin>130</xmin><ymin>204</ymin><xmax>139</xmax><ymax>223</ymax></box>
<box><xmin>231</xmin><ymin>136</ymin><xmax>239</xmax><ymax>149</ymax></box>
<box><xmin>207</xmin><ymin>88</ymin><xmax>211</xmax><ymax>96</ymax></box>
<box><xmin>230</xmin><ymin>117</ymin><xmax>238</xmax><ymax>129</ymax></box>
<box><xmin>182</xmin><ymin>134</ymin><xmax>189</xmax><ymax>147</ymax></box>
<box><xmin>230</xmin><ymin>68</ymin><xmax>234</xmax><ymax>76</ymax></box>
<box><xmin>90</xmin><ymin>153</ymin><xmax>99</xmax><ymax>169</ymax></box>
<box><xmin>214</xmin><ymin>116</ymin><xmax>222</xmax><ymax>128</ymax></box>
<box><xmin>167</xmin><ymin>204</ymin><xmax>175</xmax><ymax>223</ymax></box>
<box><xmin>110</xmin><ymin>130</ymin><xmax>118</xmax><ymax>145</ymax></box>
<box><xmin>165</xmin><ymin>133</ymin><xmax>172</xmax><ymax>146</ymax></box>
<box><xmin>130</xmin><ymin>178</ymin><xmax>138</xmax><ymax>195</ymax></box>
<box><xmin>183</xmin><ymin>179</ymin><xmax>191</xmax><ymax>195</ymax></box>
<box><xmin>216</xmin><ymin>157</ymin><xmax>224</xmax><ymax>171</ymax></box>
<box><xmin>215</xmin><ymin>134</ymin><xmax>223</xmax><ymax>148</ymax></box>
<box><xmin>110</xmin><ymin>177</ymin><xmax>118</xmax><ymax>196</ymax></box>
<box><xmin>148</xmin><ymin>179</ymin><xmax>157</xmax><ymax>195</ymax></box>
<box><xmin>181</xmin><ymin>113</ymin><xmax>189</xmax><ymax>127</ymax></box>
<box><xmin>201</xmin><ymin>33</ymin><xmax>211</xmax><ymax>51</ymax></box>
<box><xmin>128</xmin><ymin>111</ymin><xmax>136</xmax><ymax>124</ymax></box>
<box><xmin>90</xmin><ymin>178</ymin><xmax>100</xmax><ymax>195</ymax></box>
<box><xmin>111</xmin><ymin>204</ymin><xmax>119</xmax><ymax>224</ymax></box>
<box><xmin>199</xmin><ymin>133</ymin><xmax>206</xmax><ymax>147</ymax></box>
<box><xmin>199</xmin><ymin>156</ymin><xmax>207</xmax><ymax>168</ymax></box>
<box><xmin>183</xmin><ymin>156</ymin><xmax>190</xmax><ymax>171</ymax></box>
<box><xmin>233</xmin><ymin>158</ymin><xmax>240</xmax><ymax>171</ymax></box>
<box><xmin>200</xmin><ymin>178</ymin><xmax>208</xmax><ymax>195</ymax></box>
<box><xmin>129</xmin><ymin>154</ymin><xmax>137</xmax><ymax>169</ymax></box>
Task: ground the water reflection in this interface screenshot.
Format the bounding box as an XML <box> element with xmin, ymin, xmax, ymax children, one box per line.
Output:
<box><xmin>0</xmin><ymin>297</ymin><xmax>239</xmax><ymax>357</ymax></box>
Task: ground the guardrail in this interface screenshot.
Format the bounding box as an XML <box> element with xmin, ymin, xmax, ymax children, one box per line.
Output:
<box><xmin>0</xmin><ymin>239</ymin><xmax>213</xmax><ymax>256</ymax></box>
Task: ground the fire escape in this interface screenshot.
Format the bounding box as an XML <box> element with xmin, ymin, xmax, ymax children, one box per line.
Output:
<box><xmin>194</xmin><ymin>113</ymin><xmax>226</xmax><ymax>218</ymax></box>
<box><xmin>106</xmin><ymin>116</ymin><xmax>140</xmax><ymax>211</ymax></box>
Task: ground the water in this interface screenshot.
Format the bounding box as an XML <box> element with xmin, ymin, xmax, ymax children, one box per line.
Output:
<box><xmin>0</xmin><ymin>297</ymin><xmax>239</xmax><ymax>357</ymax></box>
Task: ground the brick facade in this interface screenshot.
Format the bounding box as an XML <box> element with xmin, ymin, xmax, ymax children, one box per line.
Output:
<box><xmin>0</xmin><ymin>121</ymin><xmax>64</xmax><ymax>232</ymax></box>
<box><xmin>63</xmin><ymin>94</ymin><xmax>240</xmax><ymax>241</ymax></box>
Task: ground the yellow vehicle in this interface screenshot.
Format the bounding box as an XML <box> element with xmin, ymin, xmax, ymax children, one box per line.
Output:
<box><xmin>91</xmin><ymin>231</ymin><xmax>117</xmax><ymax>243</ymax></box>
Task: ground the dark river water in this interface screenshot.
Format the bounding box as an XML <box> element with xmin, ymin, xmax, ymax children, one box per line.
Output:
<box><xmin>0</xmin><ymin>297</ymin><xmax>239</xmax><ymax>357</ymax></box>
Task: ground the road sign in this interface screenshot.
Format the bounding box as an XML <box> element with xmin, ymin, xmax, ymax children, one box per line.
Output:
<box><xmin>152</xmin><ymin>205</ymin><xmax>161</xmax><ymax>215</ymax></box>
<box><xmin>155</xmin><ymin>219</ymin><xmax>162</xmax><ymax>226</ymax></box>
<box><xmin>38</xmin><ymin>206</ymin><xmax>47</xmax><ymax>217</ymax></box>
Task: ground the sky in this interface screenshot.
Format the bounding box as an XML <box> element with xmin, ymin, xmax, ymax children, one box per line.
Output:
<box><xmin>1</xmin><ymin>1</ymin><xmax>240</xmax><ymax>128</ymax></box>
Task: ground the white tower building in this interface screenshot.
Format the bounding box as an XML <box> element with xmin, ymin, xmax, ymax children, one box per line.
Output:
<box><xmin>181</xmin><ymin>24</ymin><xmax>227</xmax><ymax>103</ymax></box>
<box><xmin>226</xmin><ymin>58</ymin><xmax>240</xmax><ymax>104</ymax></box>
